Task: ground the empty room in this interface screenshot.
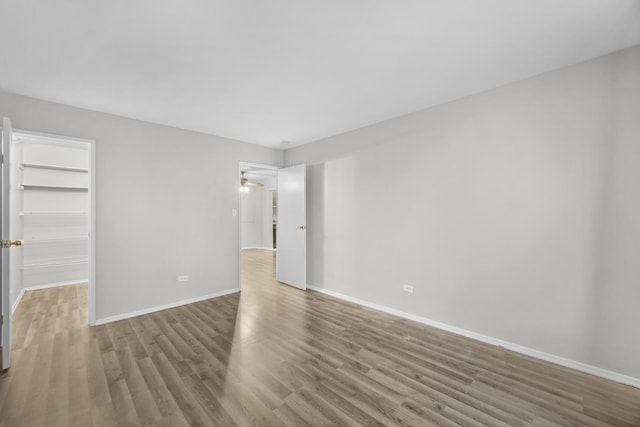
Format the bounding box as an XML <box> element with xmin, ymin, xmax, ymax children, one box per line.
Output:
<box><xmin>1</xmin><ymin>1</ymin><xmax>639</xmax><ymax>426</ymax></box>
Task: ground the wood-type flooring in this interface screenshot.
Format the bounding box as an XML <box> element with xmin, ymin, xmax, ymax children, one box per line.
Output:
<box><xmin>0</xmin><ymin>249</ymin><xmax>638</xmax><ymax>426</ymax></box>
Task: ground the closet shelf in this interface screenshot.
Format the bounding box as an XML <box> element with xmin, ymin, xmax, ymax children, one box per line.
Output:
<box><xmin>23</xmin><ymin>236</ymin><xmax>88</xmax><ymax>244</ymax></box>
<box><xmin>15</xmin><ymin>135</ymin><xmax>89</xmax><ymax>149</ymax></box>
<box><xmin>19</xmin><ymin>162</ymin><xmax>88</xmax><ymax>173</ymax></box>
<box><xmin>20</xmin><ymin>259</ymin><xmax>88</xmax><ymax>270</ymax></box>
<box><xmin>19</xmin><ymin>211</ymin><xmax>88</xmax><ymax>217</ymax></box>
<box><xmin>19</xmin><ymin>184</ymin><xmax>88</xmax><ymax>192</ymax></box>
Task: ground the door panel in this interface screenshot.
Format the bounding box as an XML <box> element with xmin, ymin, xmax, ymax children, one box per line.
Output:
<box><xmin>276</xmin><ymin>164</ymin><xmax>306</xmax><ymax>290</ymax></box>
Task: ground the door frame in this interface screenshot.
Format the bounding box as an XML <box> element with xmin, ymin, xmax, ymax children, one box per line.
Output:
<box><xmin>237</xmin><ymin>162</ymin><xmax>279</xmax><ymax>291</ymax></box>
<box><xmin>12</xmin><ymin>129</ymin><xmax>97</xmax><ymax>325</ymax></box>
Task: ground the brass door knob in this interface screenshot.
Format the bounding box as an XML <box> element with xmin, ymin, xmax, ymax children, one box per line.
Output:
<box><xmin>297</xmin><ymin>225</ymin><xmax>306</xmax><ymax>230</ymax></box>
<box><xmin>1</xmin><ymin>239</ymin><xmax>23</xmax><ymax>248</ymax></box>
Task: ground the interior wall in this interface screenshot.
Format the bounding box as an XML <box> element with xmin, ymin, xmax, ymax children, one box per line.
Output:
<box><xmin>0</xmin><ymin>91</ymin><xmax>283</xmax><ymax>320</ymax></box>
<box><xmin>240</xmin><ymin>174</ymin><xmax>276</xmax><ymax>250</ymax></box>
<box><xmin>285</xmin><ymin>45</ymin><xmax>640</xmax><ymax>379</ymax></box>
<box><xmin>241</xmin><ymin>186</ymin><xmax>263</xmax><ymax>248</ymax></box>
<box><xmin>588</xmin><ymin>47</ymin><xmax>640</xmax><ymax>378</ymax></box>
<box><xmin>261</xmin><ymin>176</ymin><xmax>276</xmax><ymax>249</ymax></box>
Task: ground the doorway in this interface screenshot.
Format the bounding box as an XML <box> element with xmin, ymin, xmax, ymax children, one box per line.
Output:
<box><xmin>238</xmin><ymin>163</ymin><xmax>279</xmax><ymax>291</ymax></box>
<box><xmin>237</xmin><ymin>162</ymin><xmax>307</xmax><ymax>293</ymax></box>
<box><xmin>1</xmin><ymin>121</ymin><xmax>96</xmax><ymax>369</ymax></box>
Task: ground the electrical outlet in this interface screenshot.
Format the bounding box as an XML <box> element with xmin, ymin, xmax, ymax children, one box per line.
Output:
<box><xmin>403</xmin><ymin>284</ymin><xmax>414</xmax><ymax>293</ymax></box>
<box><xmin>178</xmin><ymin>275</ymin><xmax>189</xmax><ymax>283</ymax></box>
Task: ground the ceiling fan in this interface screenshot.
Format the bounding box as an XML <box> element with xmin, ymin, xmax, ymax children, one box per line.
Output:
<box><xmin>240</xmin><ymin>171</ymin><xmax>264</xmax><ymax>191</ymax></box>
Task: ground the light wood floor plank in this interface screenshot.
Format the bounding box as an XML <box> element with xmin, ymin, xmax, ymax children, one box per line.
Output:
<box><xmin>0</xmin><ymin>251</ymin><xmax>638</xmax><ymax>426</ymax></box>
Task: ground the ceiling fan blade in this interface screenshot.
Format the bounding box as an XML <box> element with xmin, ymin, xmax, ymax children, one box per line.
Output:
<box><xmin>240</xmin><ymin>171</ymin><xmax>264</xmax><ymax>187</ymax></box>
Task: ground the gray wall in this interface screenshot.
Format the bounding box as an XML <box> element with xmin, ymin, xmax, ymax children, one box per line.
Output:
<box><xmin>240</xmin><ymin>176</ymin><xmax>276</xmax><ymax>249</ymax></box>
<box><xmin>286</xmin><ymin>45</ymin><xmax>640</xmax><ymax>379</ymax></box>
<box><xmin>0</xmin><ymin>92</ymin><xmax>283</xmax><ymax>320</ymax></box>
<box><xmin>241</xmin><ymin>185</ymin><xmax>264</xmax><ymax>248</ymax></box>
<box><xmin>588</xmin><ymin>47</ymin><xmax>640</xmax><ymax>378</ymax></box>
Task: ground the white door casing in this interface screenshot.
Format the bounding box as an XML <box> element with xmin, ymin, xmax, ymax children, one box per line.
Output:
<box><xmin>1</xmin><ymin>117</ymin><xmax>13</xmax><ymax>369</ymax></box>
<box><xmin>276</xmin><ymin>164</ymin><xmax>306</xmax><ymax>290</ymax></box>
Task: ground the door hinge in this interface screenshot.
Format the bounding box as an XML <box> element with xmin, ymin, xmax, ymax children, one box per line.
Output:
<box><xmin>0</xmin><ymin>315</ymin><xmax>3</xmax><ymax>325</ymax></box>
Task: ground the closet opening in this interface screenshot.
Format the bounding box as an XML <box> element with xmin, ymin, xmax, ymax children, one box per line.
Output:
<box><xmin>9</xmin><ymin>129</ymin><xmax>95</xmax><ymax>329</ymax></box>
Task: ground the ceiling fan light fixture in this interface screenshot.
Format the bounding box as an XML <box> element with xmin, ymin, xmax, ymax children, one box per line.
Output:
<box><xmin>240</xmin><ymin>170</ymin><xmax>264</xmax><ymax>190</ymax></box>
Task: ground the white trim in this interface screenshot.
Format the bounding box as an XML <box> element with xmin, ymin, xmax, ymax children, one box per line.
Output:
<box><xmin>11</xmin><ymin>288</ymin><xmax>26</xmax><ymax>315</ymax></box>
<box><xmin>13</xmin><ymin>130</ymin><xmax>91</xmax><ymax>149</ymax></box>
<box><xmin>94</xmin><ymin>288</ymin><xmax>240</xmax><ymax>326</ymax></box>
<box><xmin>88</xmin><ymin>139</ymin><xmax>96</xmax><ymax>325</ymax></box>
<box><xmin>241</xmin><ymin>246</ymin><xmax>276</xmax><ymax>251</ymax></box>
<box><xmin>307</xmin><ymin>285</ymin><xmax>640</xmax><ymax>389</ymax></box>
<box><xmin>24</xmin><ymin>279</ymin><xmax>87</xmax><ymax>291</ymax></box>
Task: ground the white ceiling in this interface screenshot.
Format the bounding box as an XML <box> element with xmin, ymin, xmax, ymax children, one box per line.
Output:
<box><xmin>1</xmin><ymin>1</ymin><xmax>639</xmax><ymax>149</ymax></box>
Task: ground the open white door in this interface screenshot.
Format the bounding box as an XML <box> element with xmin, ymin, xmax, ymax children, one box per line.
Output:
<box><xmin>276</xmin><ymin>164</ymin><xmax>306</xmax><ymax>290</ymax></box>
<box><xmin>1</xmin><ymin>118</ymin><xmax>13</xmax><ymax>369</ymax></box>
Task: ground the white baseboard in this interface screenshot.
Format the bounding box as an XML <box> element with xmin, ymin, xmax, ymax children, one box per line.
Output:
<box><xmin>11</xmin><ymin>288</ymin><xmax>26</xmax><ymax>315</ymax></box>
<box><xmin>94</xmin><ymin>288</ymin><xmax>240</xmax><ymax>326</ymax></box>
<box><xmin>307</xmin><ymin>285</ymin><xmax>640</xmax><ymax>389</ymax></box>
<box><xmin>24</xmin><ymin>279</ymin><xmax>88</xmax><ymax>291</ymax></box>
<box><xmin>242</xmin><ymin>246</ymin><xmax>276</xmax><ymax>251</ymax></box>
